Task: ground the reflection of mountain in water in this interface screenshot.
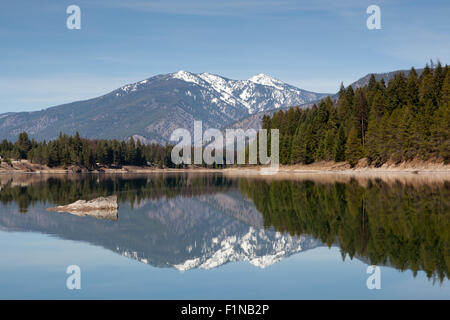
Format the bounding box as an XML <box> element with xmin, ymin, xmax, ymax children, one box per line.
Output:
<box><xmin>0</xmin><ymin>173</ymin><xmax>447</xmax><ymax>281</ymax></box>
<box><xmin>0</xmin><ymin>189</ymin><xmax>321</xmax><ymax>270</ymax></box>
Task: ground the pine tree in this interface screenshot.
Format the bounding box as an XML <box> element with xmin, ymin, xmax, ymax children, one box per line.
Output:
<box><xmin>386</xmin><ymin>72</ymin><xmax>407</xmax><ymax>112</ymax></box>
<box><xmin>334</xmin><ymin>126</ymin><xmax>346</xmax><ymax>162</ymax></box>
<box><xmin>406</xmin><ymin>67</ymin><xmax>419</xmax><ymax>107</ymax></box>
<box><xmin>399</xmin><ymin>107</ymin><xmax>415</xmax><ymax>161</ymax></box>
<box><xmin>354</xmin><ymin>88</ymin><xmax>368</xmax><ymax>147</ymax></box>
<box><xmin>16</xmin><ymin>132</ymin><xmax>31</xmax><ymax>159</ymax></box>
<box><xmin>434</xmin><ymin>61</ymin><xmax>445</xmax><ymax>101</ymax></box>
<box><xmin>386</xmin><ymin>108</ymin><xmax>403</xmax><ymax>163</ymax></box>
<box><xmin>370</xmin><ymin>91</ymin><xmax>386</xmax><ymax>120</ymax></box>
<box><xmin>345</xmin><ymin>127</ymin><xmax>362</xmax><ymax>167</ymax></box>
<box><xmin>290</xmin><ymin>131</ymin><xmax>306</xmax><ymax>164</ymax></box>
<box><xmin>419</xmin><ymin>72</ymin><xmax>436</xmax><ymax>107</ymax></box>
<box><xmin>365</xmin><ymin>117</ymin><xmax>380</xmax><ymax>165</ymax></box>
<box><xmin>126</xmin><ymin>137</ymin><xmax>137</xmax><ymax>165</ymax></box>
<box><xmin>367</xmin><ymin>74</ymin><xmax>377</xmax><ymax>106</ymax></box>
<box><xmin>440</xmin><ymin>70</ymin><xmax>450</xmax><ymax>107</ymax></box>
<box><xmin>47</xmin><ymin>143</ymin><xmax>59</xmax><ymax>167</ymax></box>
<box><xmin>431</xmin><ymin>104</ymin><xmax>450</xmax><ymax>162</ymax></box>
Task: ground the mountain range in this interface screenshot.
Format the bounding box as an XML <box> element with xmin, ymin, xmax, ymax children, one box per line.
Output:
<box><xmin>0</xmin><ymin>68</ymin><xmax>420</xmax><ymax>143</ymax></box>
<box><xmin>0</xmin><ymin>71</ymin><xmax>329</xmax><ymax>143</ymax></box>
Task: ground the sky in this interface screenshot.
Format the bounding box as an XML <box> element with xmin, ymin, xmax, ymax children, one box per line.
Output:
<box><xmin>0</xmin><ymin>0</ymin><xmax>449</xmax><ymax>113</ymax></box>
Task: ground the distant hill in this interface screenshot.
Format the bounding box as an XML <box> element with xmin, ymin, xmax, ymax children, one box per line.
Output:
<box><xmin>348</xmin><ymin>68</ymin><xmax>424</xmax><ymax>89</ymax></box>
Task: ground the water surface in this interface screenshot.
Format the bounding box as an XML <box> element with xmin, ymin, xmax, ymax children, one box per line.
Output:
<box><xmin>0</xmin><ymin>173</ymin><xmax>448</xmax><ymax>299</ymax></box>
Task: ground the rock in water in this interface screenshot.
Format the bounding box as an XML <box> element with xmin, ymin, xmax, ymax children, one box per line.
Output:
<box><xmin>47</xmin><ymin>196</ymin><xmax>118</xmax><ymax>220</ymax></box>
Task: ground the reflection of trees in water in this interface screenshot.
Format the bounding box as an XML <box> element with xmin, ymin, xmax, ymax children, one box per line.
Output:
<box><xmin>1</xmin><ymin>173</ymin><xmax>448</xmax><ymax>282</ymax></box>
<box><xmin>239</xmin><ymin>179</ymin><xmax>450</xmax><ymax>283</ymax></box>
<box><xmin>0</xmin><ymin>174</ymin><xmax>236</xmax><ymax>213</ymax></box>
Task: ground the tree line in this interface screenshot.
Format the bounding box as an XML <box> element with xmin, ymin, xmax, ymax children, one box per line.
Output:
<box><xmin>0</xmin><ymin>132</ymin><xmax>239</xmax><ymax>169</ymax></box>
<box><xmin>0</xmin><ymin>132</ymin><xmax>174</xmax><ymax>169</ymax></box>
<box><xmin>263</xmin><ymin>62</ymin><xmax>449</xmax><ymax>166</ymax></box>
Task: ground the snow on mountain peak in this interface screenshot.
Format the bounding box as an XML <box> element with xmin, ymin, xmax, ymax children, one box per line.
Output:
<box><xmin>198</xmin><ymin>72</ymin><xmax>234</xmax><ymax>95</ymax></box>
<box><xmin>248</xmin><ymin>73</ymin><xmax>284</xmax><ymax>89</ymax></box>
<box><xmin>199</xmin><ymin>72</ymin><xmax>225</xmax><ymax>83</ymax></box>
<box><xmin>172</xmin><ymin>70</ymin><xmax>200</xmax><ymax>84</ymax></box>
<box><xmin>166</xmin><ymin>71</ymin><xmax>326</xmax><ymax>114</ymax></box>
<box><xmin>114</xmin><ymin>70</ymin><xmax>326</xmax><ymax>116</ymax></box>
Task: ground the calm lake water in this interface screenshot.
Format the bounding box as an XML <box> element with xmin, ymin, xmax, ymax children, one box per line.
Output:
<box><xmin>0</xmin><ymin>173</ymin><xmax>448</xmax><ymax>299</ymax></box>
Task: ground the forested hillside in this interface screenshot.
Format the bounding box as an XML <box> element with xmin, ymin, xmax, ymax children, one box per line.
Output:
<box><xmin>263</xmin><ymin>63</ymin><xmax>449</xmax><ymax>166</ymax></box>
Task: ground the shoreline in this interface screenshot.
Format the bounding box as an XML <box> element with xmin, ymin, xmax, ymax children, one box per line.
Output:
<box><xmin>1</xmin><ymin>160</ymin><xmax>449</xmax><ymax>176</ymax></box>
<box><xmin>1</xmin><ymin>161</ymin><xmax>449</xmax><ymax>186</ymax></box>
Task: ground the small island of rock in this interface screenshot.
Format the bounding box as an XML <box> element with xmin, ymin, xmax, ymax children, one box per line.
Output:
<box><xmin>46</xmin><ymin>196</ymin><xmax>118</xmax><ymax>220</ymax></box>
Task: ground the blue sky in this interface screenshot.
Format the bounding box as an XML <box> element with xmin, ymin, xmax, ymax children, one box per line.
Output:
<box><xmin>1</xmin><ymin>0</ymin><xmax>449</xmax><ymax>112</ymax></box>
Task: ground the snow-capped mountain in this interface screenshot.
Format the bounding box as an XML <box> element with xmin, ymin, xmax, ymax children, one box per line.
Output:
<box><xmin>167</xmin><ymin>70</ymin><xmax>324</xmax><ymax>114</ymax></box>
<box><xmin>0</xmin><ymin>71</ymin><xmax>329</xmax><ymax>142</ymax></box>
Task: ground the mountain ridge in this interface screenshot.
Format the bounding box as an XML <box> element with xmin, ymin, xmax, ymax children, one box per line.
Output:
<box><xmin>0</xmin><ymin>71</ymin><xmax>329</xmax><ymax>143</ymax></box>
